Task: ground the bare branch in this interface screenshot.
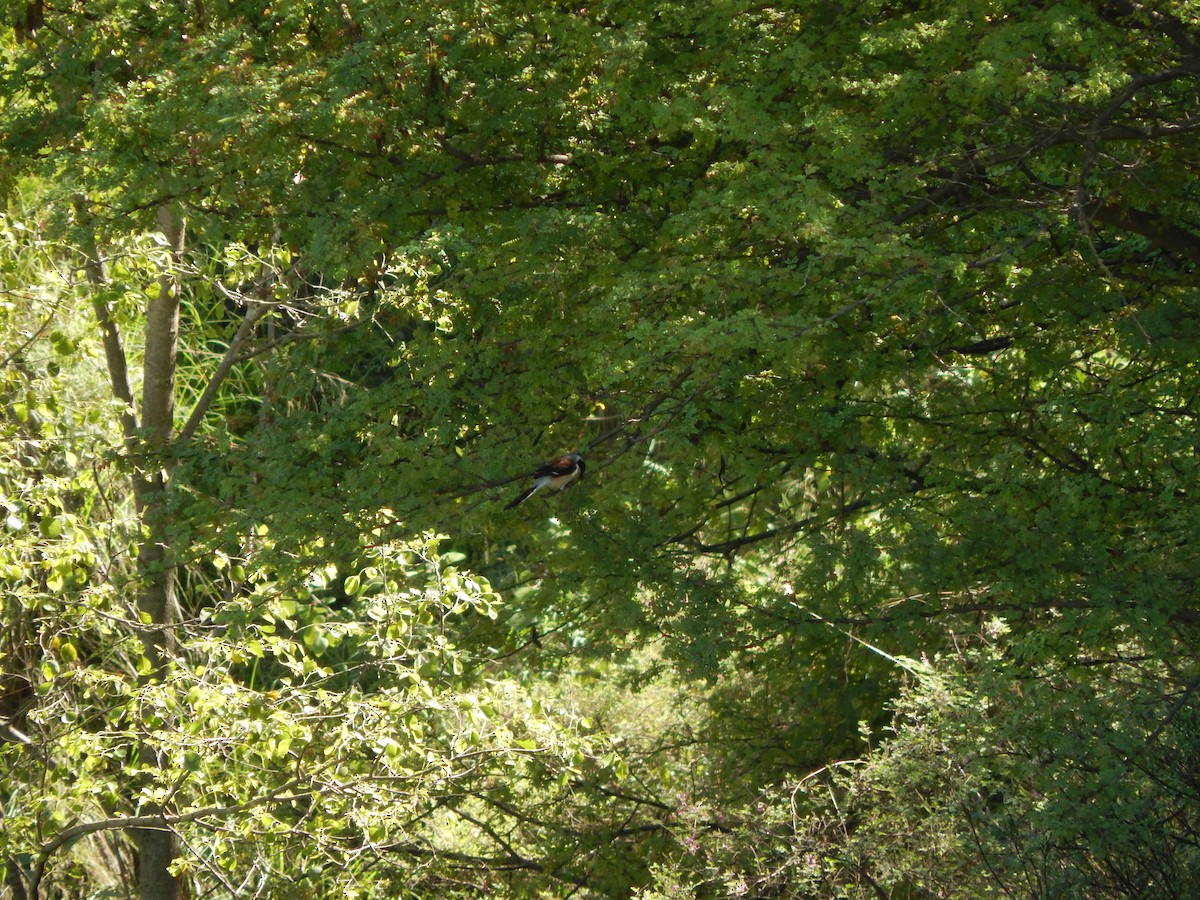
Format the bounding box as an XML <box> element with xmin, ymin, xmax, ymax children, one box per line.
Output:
<box><xmin>178</xmin><ymin>296</ymin><xmax>271</xmax><ymax>442</ymax></box>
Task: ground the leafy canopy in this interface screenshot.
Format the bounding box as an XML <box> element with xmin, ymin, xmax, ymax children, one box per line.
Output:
<box><xmin>2</xmin><ymin>0</ymin><xmax>1200</xmax><ymax>896</ymax></box>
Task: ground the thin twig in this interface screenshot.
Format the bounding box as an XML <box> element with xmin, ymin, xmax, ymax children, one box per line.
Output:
<box><xmin>0</xmin><ymin>295</ymin><xmax>62</xmax><ymax>370</ymax></box>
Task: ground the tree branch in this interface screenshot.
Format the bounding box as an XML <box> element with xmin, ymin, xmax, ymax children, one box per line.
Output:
<box><xmin>669</xmin><ymin>494</ymin><xmax>881</xmax><ymax>555</ymax></box>
<box><xmin>178</xmin><ymin>288</ymin><xmax>271</xmax><ymax>442</ymax></box>
<box><xmin>27</xmin><ymin>779</ymin><xmax>311</xmax><ymax>900</ymax></box>
<box><xmin>0</xmin><ymin>295</ymin><xmax>62</xmax><ymax>371</ymax></box>
<box><xmin>1096</xmin><ymin>0</ymin><xmax>1200</xmax><ymax>58</ymax></box>
<box><xmin>1089</xmin><ymin>202</ymin><xmax>1200</xmax><ymax>265</ymax></box>
<box><xmin>75</xmin><ymin>204</ymin><xmax>139</xmax><ymax>439</ymax></box>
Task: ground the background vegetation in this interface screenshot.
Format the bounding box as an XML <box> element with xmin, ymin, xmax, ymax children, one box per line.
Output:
<box><xmin>2</xmin><ymin>0</ymin><xmax>1198</xmax><ymax>897</ymax></box>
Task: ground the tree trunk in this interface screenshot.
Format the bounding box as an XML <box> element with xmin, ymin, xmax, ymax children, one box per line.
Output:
<box><xmin>131</xmin><ymin>203</ymin><xmax>186</xmax><ymax>900</ymax></box>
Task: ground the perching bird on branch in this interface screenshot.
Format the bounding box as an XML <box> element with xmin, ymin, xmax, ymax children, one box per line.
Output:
<box><xmin>505</xmin><ymin>453</ymin><xmax>586</xmax><ymax>509</ymax></box>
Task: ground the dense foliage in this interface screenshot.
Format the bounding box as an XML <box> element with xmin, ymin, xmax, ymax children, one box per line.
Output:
<box><xmin>2</xmin><ymin>0</ymin><xmax>1199</xmax><ymax>897</ymax></box>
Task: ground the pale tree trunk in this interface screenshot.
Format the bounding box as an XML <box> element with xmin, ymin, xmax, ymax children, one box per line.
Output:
<box><xmin>74</xmin><ymin>203</ymin><xmax>279</xmax><ymax>900</ymax></box>
<box><xmin>133</xmin><ymin>204</ymin><xmax>184</xmax><ymax>663</ymax></box>
<box><xmin>131</xmin><ymin>203</ymin><xmax>185</xmax><ymax>900</ymax></box>
<box><xmin>83</xmin><ymin>201</ymin><xmax>185</xmax><ymax>900</ymax></box>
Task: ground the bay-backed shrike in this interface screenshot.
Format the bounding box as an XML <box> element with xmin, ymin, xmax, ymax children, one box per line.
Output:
<box><xmin>505</xmin><ymin>453</ymin><xmax>585</xmax><ymax>509</ymax></box>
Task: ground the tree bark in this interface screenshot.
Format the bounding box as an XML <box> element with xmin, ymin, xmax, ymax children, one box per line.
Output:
<box><xmin>134</xmin><ymin>203</ymin><xmax>184</xmax><ymax>663</ymax></box>
<box><xmin>131</xmin><ymin>202</ymin><xmax>186</xmax><ymax>900</ymax></box>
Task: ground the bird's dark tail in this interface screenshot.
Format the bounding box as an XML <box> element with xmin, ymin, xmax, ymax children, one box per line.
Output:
<box><xmin>505</xmin><ymin>485</ymin><xmax>539</xmax><ymax>509</ymax></box>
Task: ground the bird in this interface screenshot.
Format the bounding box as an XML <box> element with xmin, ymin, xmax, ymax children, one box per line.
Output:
<box><xmin>505</xmin><ymin>453</ymin><xmax>585</xmax><ymax>509</ymax></box>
